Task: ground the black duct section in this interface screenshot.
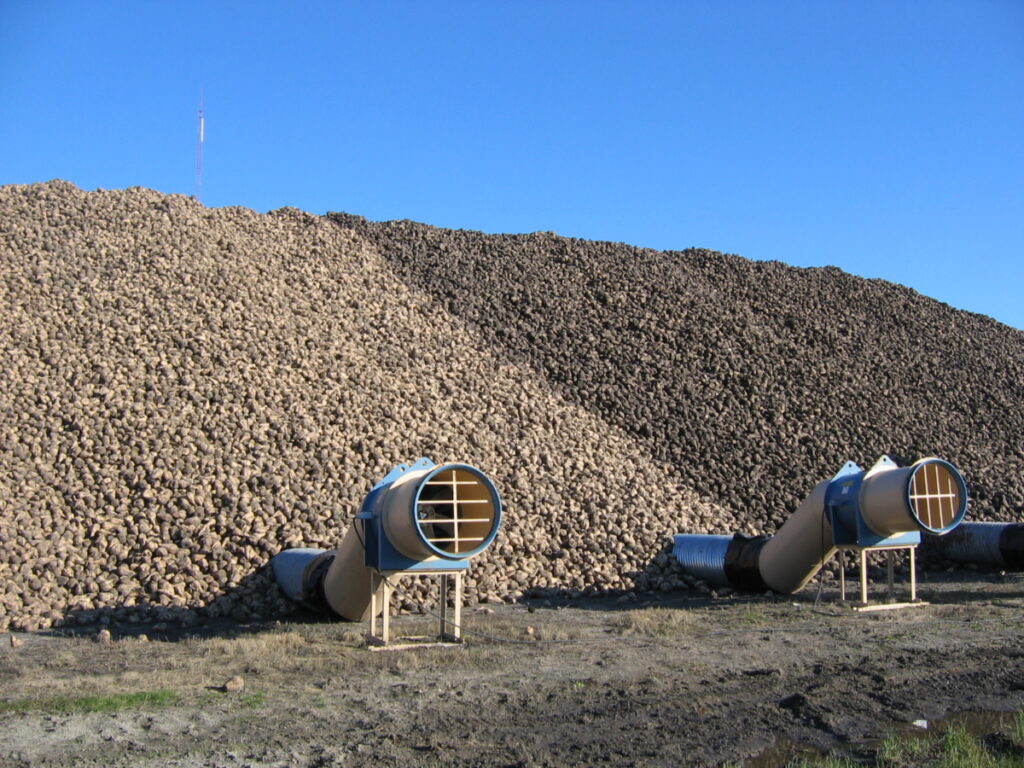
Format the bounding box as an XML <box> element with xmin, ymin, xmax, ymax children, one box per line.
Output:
<box><xmin>999</xmin><ymin>525</ymin><xmax>1024</xmax><ymax>570</ymax></box>
<box><xmin>723</xmin><ymin>533</ymin><xmax>770</xmax><ymax>592</ymax></box>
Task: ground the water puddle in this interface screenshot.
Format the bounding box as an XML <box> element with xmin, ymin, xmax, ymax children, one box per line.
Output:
<box><xmin>742</xmin><ymin>709</ymin><xmax>1023</xmax><ymax>766</ymax></box>
<box><xmin>742</xmin><ymin>735</ymin><xmax>823</xmax><ymax>767</ymax></box>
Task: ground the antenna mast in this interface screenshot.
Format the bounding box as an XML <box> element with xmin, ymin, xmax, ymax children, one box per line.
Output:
<box><xmin>195</xmin><ymin>89</ymin><xmax>205</xmax><ymax>203</ymax></box>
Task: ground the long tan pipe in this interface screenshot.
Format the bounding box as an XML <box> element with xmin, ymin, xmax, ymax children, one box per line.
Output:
<box><xmin>675</xmin><ymin>456</ymin><xmax>968</xmax><ymax>595</ymax></box>
<box><xmin>758</xmin><ymin>478</ymin><xmax>835</xmax><ymax>594</ymax></box>
<box><xmin>321</xmin><ymin>519</ymin><xmax>377</xmax><ymax>621</ymax></box>
<box><xmin>272</xmin><ymin>460</ymin><xmax>502</xmax><ymax>620</ymax></box>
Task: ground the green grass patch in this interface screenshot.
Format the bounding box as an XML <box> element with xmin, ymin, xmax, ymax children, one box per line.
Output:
<box><xmin>1013</xmin><ymin>712</ymin><xmax>1024</xmax><ymax>745</ymax></box>
<box><xmin>0</xmin><ymin>688</ymin><xmax>179</xmax><ymax>714</ymax></box>
<box><xmin>876</xmin><ymin>732</ymin><xmax>928</xmax><ymax>766</ymax></box>
<box><xmin>782</xmin><ymin>712</ymin><xmax>1024</xmax><ymax>767</ymax></box>
<box><xmin>239</xmin><ymin>690</ymin><xmax>267</xmax><ymax>708</ymax></box>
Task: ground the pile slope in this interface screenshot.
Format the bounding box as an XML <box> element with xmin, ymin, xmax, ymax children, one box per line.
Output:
<box><xmin>0</xmin><ymin>181</ymin><xmax>731</xmax><ymax>631</ymax></box>
<box><xmin>331</xmin><ymin>213</ymin><xmax>1024</xmax><ymax>531</ymax></box>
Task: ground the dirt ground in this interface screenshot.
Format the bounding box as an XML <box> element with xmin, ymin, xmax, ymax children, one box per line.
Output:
<box><xmin>3</xmin><ymin>568</ymin><xmax>1024</xmax><ymax>768</ymax></box>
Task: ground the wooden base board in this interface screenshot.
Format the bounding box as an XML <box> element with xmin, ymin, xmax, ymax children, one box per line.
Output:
<box><xmin>848</xmin><ymin>600</ymin><xmax>930</xmax><ymax>613</ymax></box>
<box><xmin>367</xmin><ymin>635</ymin><xmax>465</xmax><ymax>652</ymax></box>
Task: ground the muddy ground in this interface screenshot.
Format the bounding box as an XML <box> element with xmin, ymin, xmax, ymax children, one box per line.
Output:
<box><xmin>3</xmin><ymin>569</ymin><xmax>1024</xmax><ymax>768</ymax></box>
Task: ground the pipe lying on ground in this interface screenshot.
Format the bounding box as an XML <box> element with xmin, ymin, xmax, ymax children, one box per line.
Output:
<box><xmin>674</xmin><ymin>456</ymin><xmax>968</xmax><ymax>594</ymax></box>
<box><xmin>272</xmin><ymin>459</ymin><xmax>502</xmax><ymax>620</ymax></box>
<box><xmin>926</xmin><ymin>521</ymin><xmax>1024</xmax><ymax>570</ymax></box>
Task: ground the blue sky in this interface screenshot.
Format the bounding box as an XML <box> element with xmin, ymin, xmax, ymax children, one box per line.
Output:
<box><xmin>2</xmin><ymin>1</ymin><xmax>1022</xmax><ymax>330</ymax></box>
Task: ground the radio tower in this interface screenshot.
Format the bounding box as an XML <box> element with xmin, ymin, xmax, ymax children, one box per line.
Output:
<box><xmin>195</xmin><ymin>89</ymin><xmax>205</xmax><ymax>203</ymax></box>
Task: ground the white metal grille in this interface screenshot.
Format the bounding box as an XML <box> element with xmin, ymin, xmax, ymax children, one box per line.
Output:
<box><xmin>909</xmin><ymin>462</ymin><xmax>961</xmax><ymax>530</ymax></box>
<box><xmin>416</xmin><ymin>469</ymin><xmax>497</xmax><ymax>554</ymax></box>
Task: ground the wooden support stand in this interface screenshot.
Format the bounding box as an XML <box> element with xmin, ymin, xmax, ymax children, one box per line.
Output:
<box><xmin>836</xmin><ymin>544</ymin><xmax>928</xmax><ymax>612</ymax></box>
<box><xmin>367</xmin><ymin>569</ymin><xmax>464</xmax><ymax>650</ymax></box>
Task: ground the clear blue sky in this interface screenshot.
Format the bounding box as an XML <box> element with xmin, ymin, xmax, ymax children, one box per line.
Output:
<box><xmin>2</xmin><ymin>1</ymin><xmax>1022</xmax><ymax>330</ymax></box>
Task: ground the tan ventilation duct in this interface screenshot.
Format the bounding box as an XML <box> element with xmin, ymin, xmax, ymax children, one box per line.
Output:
<box><xmin>273</xmin><ymin>459</ymin><xmax>501</xmax><ymax>620</ymax></box>
<box><xmin>674</xmin><ymin>456</ymin><xmax>968</xmax><ymax>594</ymax></box>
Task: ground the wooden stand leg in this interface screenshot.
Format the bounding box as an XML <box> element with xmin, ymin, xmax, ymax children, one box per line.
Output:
<box><xmin>859</xmin><ymin>549</ymin><xmax>868</xmax><ymax>605</ymax></box>
<box><xmin>381</xmin><ymin>575</ymin><xmax>391</xmax><ymax>645</ymax></box>
<box><xmin>370</xmin><ymin>571</ymin><xmax>381</xmax><ymax>641</ymax></box>
<box><xmin>439</xmin><ymin>573</ymin><xmax>450</xmax><ymax>639</ymax></box>
<box><xmin>886</xmin><ymin>551</ymin><xmax>895</xmax><ymax>600</ymax></box>
<box><xmin>437</xmin><ymin>573</ymin><xmax>463</xmax><ymax>642</ymax></box>
<box><xmin>909</xmin><ymin>547</ymin><xmax>917</xmax><ymax>601</ymax></box>
<box><xmin>839</xmin><ymin>550</ymin><xmax>847</xmax><ymax>602</ymax></box>
<box><xmin>452</xmin><ymin>573</ymin><xmax>463</xmax><ymax>642</ymax></box>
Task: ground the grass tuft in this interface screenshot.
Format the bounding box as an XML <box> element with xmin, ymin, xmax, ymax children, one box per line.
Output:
<box><xmin>239</xmin><ymin>690</ymin><xmax>267</xmax><ymax>708</ymax></box>
<box><xmin>611</xmin><ymin>607</ymin><xmax>693</xmax><ymax>636</ymax></box>
<box><xmin>1014</xmin><ymin>711</ymin><xmax>1024</xmax><ymax>746</ymax></box>
<box><xmin>878</xmin><ymin>732</ymin><xmax>928</xmax><ymax>766</ymax></box>
<box><xmin>785</xmin><ymin>713</ymin><xmax>1024</xmax><ymax>767</ymax></box>
<box><xmin>0</xmin><ymin>688</ymin><xmax>179</xmax><ymax>714</ymax></box>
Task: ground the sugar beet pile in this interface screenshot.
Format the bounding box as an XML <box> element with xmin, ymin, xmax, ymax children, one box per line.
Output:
<box><xmin>1</xmin><ymin>182</ymin><xmax>1022</xmax><ymax>631</ymax></box>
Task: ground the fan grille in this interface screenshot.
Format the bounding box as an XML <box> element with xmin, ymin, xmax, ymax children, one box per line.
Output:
<box><xmin>416</xmin><ymin>468</ymin><xmax>498</xmax><ymax>554</ymax></box>
<box><xmin>909</xmin><ymin>461</ymin><xmax>962</xmax><ymax>531</ymax></box>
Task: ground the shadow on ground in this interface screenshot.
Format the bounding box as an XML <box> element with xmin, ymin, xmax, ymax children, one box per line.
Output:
<box><xmin>39</xmin><ymin>549</ymin><xmax>1024</xmax><ymax>643</ymax></box>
